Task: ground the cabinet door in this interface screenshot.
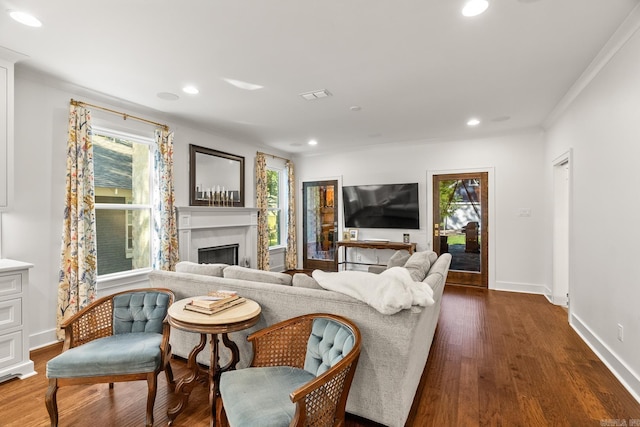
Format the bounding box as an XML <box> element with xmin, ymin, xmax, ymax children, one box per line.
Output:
<box><xmin>302</xmin><ymin>180</ymin><xmax>338</xmax><ymax>271</ymax></box>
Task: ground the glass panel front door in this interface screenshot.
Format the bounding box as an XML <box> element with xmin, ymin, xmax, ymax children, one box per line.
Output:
<box><xmin>303</xmin><ymin>180</ymin><xmax>338</xmax><ymax>271</ymax></box>
<box><xmin>433</xmin><ymin>172</ymin><xmax>488</xmax><ymax>287</ymax></box>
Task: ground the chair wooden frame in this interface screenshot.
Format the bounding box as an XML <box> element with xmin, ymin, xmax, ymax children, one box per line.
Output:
<box><xmin>45</xmin><ymin>288</ymin><xmax>176</xmax><ymax>427</ymax></box>
<box><xmin>217</xmin><ymin>313</ymin><xmax>362</xmax><ymax>427</ymax></box>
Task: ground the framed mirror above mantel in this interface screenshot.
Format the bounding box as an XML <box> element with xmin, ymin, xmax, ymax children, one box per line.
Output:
<box><xmin>189</xmin><ymin>144</ymin><xmax>245</xmax><ymax>207</ymax></box>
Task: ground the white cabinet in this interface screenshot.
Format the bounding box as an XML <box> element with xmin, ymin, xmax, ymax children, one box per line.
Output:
<box><xmin>0</xmin><ymin>259</ymin><xmax>34</xmax><ymax>382</ymax></box>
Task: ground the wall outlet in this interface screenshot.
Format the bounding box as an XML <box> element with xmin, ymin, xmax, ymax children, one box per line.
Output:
<box><xmin>617</xmin><ymin>324</ymin><xmax>624</xmax><ymax>342</ymax></box>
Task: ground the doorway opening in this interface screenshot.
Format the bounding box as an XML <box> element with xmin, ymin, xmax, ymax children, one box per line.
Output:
<box><xmin>553</xmin><ymin>151</ymin><xmax>571</xmax><ymax>310</ymax></box>
<box><xmin>433</xmin><ymin>172</ymin><xmax>488</xmax><ymax>287</ymax></box>
<box><xmin>302</xmin><ymin>180</ymin><xmax>339</xmax><ymax>271</ymax></box>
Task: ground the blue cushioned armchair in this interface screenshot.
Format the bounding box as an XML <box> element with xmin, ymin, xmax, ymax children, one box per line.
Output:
<box><xmin>45</xmin><ymin>288</ymin><xmax>175</xmax><ymax>427</ymax></box>
<box><xmin>217</xmin><ymin>313</ymin><xmax>361</xmax><ymax>427</ymax></box>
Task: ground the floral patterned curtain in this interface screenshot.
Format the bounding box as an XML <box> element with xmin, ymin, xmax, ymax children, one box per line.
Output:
<box><xmin>152</xmin><ymin>128</ymin><xmax>179</xmax><ymax>271</ymax></box>
<box><xmin>285</xmin><ymin>160</ymin><xmax>297</xmax><ymax>270</ymax></box>
<box><xmin>256</xmin><ymin>153</ymin><xmax>270</xmax><ymax>270</ymax></box>
<box><xmin>56</xmin><ymin>103</ymin><xmax>97</xmax><ymax>340</ymax></box>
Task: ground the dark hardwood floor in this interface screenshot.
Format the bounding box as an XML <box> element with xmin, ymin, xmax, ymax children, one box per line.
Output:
<box><xmin>2</xmin><ymin>285</ymin><xmax>639</xmax><ymax>426</ymax></box>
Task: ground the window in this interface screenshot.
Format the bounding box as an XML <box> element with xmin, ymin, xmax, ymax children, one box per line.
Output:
<box><xmin>93</xmin><ymin>127</ymin><xmax>154</xmax><ymax>276</ymax></box>
<box><xmin>266</xmin><ymin>167</ymin><xmax>286</xmax><ymax>247</ymax></box>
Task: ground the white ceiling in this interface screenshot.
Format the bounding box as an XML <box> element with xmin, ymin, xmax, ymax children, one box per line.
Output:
<box><xmin>1</xmin><ymin>0</ymin><xmax>638</xmax><ymax>154</ymax></box>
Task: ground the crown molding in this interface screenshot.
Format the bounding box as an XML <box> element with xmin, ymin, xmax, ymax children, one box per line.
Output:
<box><xmin>0</xmin><ymin>45</ymin><xmax>28</xmax><ymax>63</ymax></box>
<box><xmin>542</xmin><ymin>4</ymin><xmax>640</xmax><ymax>129</ymax></box>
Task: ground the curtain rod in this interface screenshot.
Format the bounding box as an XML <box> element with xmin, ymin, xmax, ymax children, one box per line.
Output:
<box><xmin>257</xmin><ymin>151</ymin><xmax>291</xmax><ymax>162</ymax></box>
<box><xmin>70</xmin><ymin>99</ymin><xmax>169</xmax><ymax>131</ymax></box>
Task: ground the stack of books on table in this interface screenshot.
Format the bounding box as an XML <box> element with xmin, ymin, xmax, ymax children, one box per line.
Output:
<box><xmin>184</xmin><ymin>291</ymin><xmax>246</xmax><ymax>315</ymax></box>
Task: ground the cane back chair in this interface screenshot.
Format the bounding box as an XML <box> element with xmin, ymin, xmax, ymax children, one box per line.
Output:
<box><xmin>217</xmin><ymin>313</ymin><xmax>361</xmax><ymax>427</ymax></box>
<box><xmin>45</xmin><ymin>288</ymin><xmax>175</xmax><ymax>427</ymax></box>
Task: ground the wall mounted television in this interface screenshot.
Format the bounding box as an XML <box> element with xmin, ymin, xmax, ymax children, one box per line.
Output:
<box><xmin>342</xmin><ymin>183</ymin><xmax>420</xmax><ymax>229</ymax></box>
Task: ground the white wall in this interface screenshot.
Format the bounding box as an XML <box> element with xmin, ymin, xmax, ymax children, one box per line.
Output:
<box><xmin>295</xmin><ymin>130</ymin><xmax>549</xmax><ymax>292</ymax></box>
<box><xmin>0</xmin><ymin>67</ymin><xmax>272</xmax><ymax>349</ymax></box>
<box><xmin>545</xmin><ymin>17</ymin><xmax>640</xmax><ymax>400</ymax></box>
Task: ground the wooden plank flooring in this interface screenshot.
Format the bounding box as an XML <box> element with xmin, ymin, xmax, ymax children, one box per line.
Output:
<box><xmin>1</xmin><ymin>285</ymin><xmax>639</xmax><ymax>426</ymax></box>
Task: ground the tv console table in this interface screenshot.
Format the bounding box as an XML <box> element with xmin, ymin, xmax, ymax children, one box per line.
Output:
<box><xmin>337</xmin><ymin>240</ymin><xmax>416</xmax><ymax>271</ymax></box>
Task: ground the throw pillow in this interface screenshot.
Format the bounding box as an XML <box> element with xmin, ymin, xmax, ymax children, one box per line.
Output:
<box><xmin>387</xmin><ymin>250</ymin><xmax>411</xmax><ymax>268</ymax></box>
<box><xmin>223</xmin><ymin>266</ymin><xmax>292</xmax><ymax>286</ymax></box>
<box><xmin>291</xmin><ymin>273</ymin><xmax>324</xmax><ymax>290</ymax></box>
<box><xmin>175</xmin><ymin>261</ymin><xmax>228</xmax><ymax>277</ymax></box>
<box><xmin>403</xmin><ymin>251</ymin><xmax>432</xmax><ymax>282</ymax></box>
<box><xmin>427</xmin><ymin>251</ymin><xmax>438</xmax><ymax>265</ymax></box>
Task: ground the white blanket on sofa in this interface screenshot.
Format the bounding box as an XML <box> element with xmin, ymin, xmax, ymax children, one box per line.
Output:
<box><xmin>312</xmin><ymin>267</ymin><xmax>434</xmax><ymax>315</ymax></box>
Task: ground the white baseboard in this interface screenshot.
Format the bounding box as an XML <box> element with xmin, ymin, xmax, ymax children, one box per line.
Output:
<box><xmin>493</xmin><ymin>280</ymin><xmax>550</xmax><ymax>296</ymax></box>
<box><xmin>30</xmin><ymin>328</ymin><xmax>59</xmax><ymax>350</ymax></box>
<box><xmin>494</xmin><ymin>281</ymin><xmax>567</xmax><ymax>306</ymax></box>
<box><xmin>570</xmin><ymin>313</ymin><xmax>640</xmax><ymax>404</ymax></box>
<box><xmin>551</xmin><ymin>294</ymin><xmax>569</xmax><ymax>307</ymax></box>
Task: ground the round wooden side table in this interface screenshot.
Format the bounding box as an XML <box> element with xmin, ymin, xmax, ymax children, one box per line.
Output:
<box><xmin>167</xmin><ymin>297</ymin><xmax>261</xmax><ymax>427</ymax></box>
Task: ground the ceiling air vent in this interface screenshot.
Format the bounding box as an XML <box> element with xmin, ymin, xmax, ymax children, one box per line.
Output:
<box><xmin>299</xmin><ymin>89</ymin><xmax>332</xmax><ymax>100</ymax></box>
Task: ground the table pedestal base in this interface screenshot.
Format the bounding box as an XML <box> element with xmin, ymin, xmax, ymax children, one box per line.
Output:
<box><xmin>168</xmin><ymin>332</ymin><xmax>240</xmax><ymax>427</ymax></box>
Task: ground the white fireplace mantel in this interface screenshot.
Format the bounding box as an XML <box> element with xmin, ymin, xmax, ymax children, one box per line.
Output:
<box><xmin>176</xmin><ymin>206</ymin><xmax>259</xmax><ymax>268</ymax></box>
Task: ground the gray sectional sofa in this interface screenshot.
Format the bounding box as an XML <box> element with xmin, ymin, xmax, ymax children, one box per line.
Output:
<box><xmin>148</xmin><ymin>250</ymin><xmax>451</xmax><ymax>427</ymax></box>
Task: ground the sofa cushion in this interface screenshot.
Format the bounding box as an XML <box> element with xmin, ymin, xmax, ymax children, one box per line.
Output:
<box><xmin>223</xmin><ymin>266</ymin><xmax>292</xmax><ymax>286</ymax></box>
<box><xmin>292</xmin><ymin>273</ymin><xmax>324</xmax><ymax>290</ymax></box>
<box><xmin>403</xmin><ymin>251</ymin><xmax>432</xmax><ymax>282</ymax></box>
<box><xmin>387</xmin><ymin>250</ymin><xmax>411</xmax><ymax>268</ymax></box>
<box><xmin>175</xmin><ymin>261</ymin><xmax>227</xmax><ymax>277</ymax></box>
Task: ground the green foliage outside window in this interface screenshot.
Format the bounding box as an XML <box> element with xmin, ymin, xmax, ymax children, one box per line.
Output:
<box><xmin>439</xmin><ymin>180</ymin><xmax>461</xmax><ymax>227</ymax></box>
<box><xmin>267</xmin><ymin>169</ymin><xmax>281</xmax><ymax>246</ymax></box>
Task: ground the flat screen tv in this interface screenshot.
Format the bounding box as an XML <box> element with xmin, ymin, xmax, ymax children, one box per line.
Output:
<box><xmin>342</xmin><ymin>183</ymin><xmax>419</xmax><ymax>229</ymax></box>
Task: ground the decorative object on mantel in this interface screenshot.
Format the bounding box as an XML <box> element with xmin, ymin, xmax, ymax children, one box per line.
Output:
<box><xmin>197</xmin><ymin>185</ymin><xmax>236</xmax><ymax>206</ymax></box>
<box><xmin>189</xmin><ymin>144</ymin><xmax>245</xmax><ymax>207</ymax></box>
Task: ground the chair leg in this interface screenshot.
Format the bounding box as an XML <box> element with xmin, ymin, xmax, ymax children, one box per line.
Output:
<box><xmin>216</xmin><ymin>397</ymin><xmax>229</xmax><ymax>427</ymax></box>
<box><xmin>146</xmin><ymin>373</ymin><xmax>158</xmax><ymax>427</ymax></box>
<box><xmin>45</xmin><ymin>378</ymin><xmax>59</xmax><ymax>427</ymax></box>
<box><xmin>164</xmin><ymin>359</ymin><xmax>175</xmax><ymax>390</ymax></box>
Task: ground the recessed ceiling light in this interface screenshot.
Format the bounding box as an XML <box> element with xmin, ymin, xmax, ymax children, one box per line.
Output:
<box><xmin>223</xmin><ymin>78</ymin><xmax>263</xmax><ymax>91</ymax></box>
<box><xmin>350</xmin><ymin>105</ymin><xmax>362</xmax><ymax>112</ymax></box>
<box><xmin>157</xmin><ymin>92</ymin><xmax>179</xmax><ymax>101</ymax></box>
<box><xmin>308</xmin><ymin>139</ymin><xmax>318</xmax><ymax>146</ymax></box>
<box><xmin>467</xmin><ymin>118</ymin><xmax>481</xmax><ymax>126</ymax></box>
<box><xmin>462</xmin><ymin>0</ymin><xmax>489</xmax><ymax>17</ymax></box>
<box><xmin>9</xmin><ymin>10</ymin><xmax>42</xmax><ymax>27</ymax></box>
<box><xmin>182</xmin><ymin>86</ymin><xmax>199</xmax><ymax>95</ymax></box>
